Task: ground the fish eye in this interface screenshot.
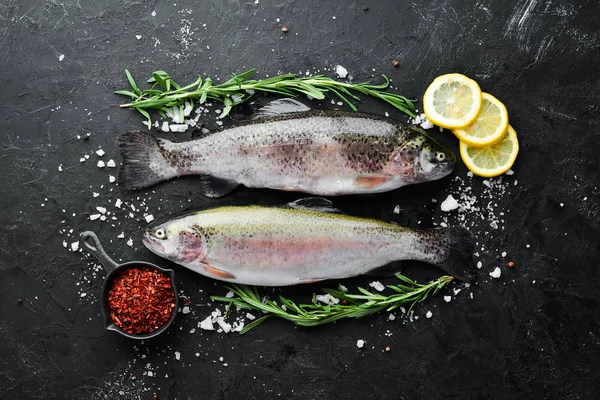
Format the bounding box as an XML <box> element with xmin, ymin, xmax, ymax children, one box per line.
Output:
<box><xmin>436</xmin><ymin>152</ymin><xmax>446</xmax><ymax>161</ymax></box>
<box><xmin>154</xmin><ymin>228</ymin><xmax>167</xmax><ymax>239</ymax></box>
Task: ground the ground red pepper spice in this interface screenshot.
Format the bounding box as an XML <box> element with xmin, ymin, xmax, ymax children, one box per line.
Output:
<box><xmin>108</xmin><ymin>266</ymin><xmax>176</xmax><ymax>335</ymax></box>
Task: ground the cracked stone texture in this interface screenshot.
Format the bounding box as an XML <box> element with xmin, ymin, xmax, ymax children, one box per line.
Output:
<box><xmin>0</xmin><ymin>0</ymin><xmax>599</xmax><ymax>399</ymax></box>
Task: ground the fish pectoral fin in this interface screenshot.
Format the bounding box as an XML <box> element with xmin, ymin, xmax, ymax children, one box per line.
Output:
<box><xmin>287</xmin><ymin>197</ymin><xmax>342</xmax><ymax>213</ymax></box>
<box><xmin>252</xmin><ymin>98</ymin><xmax>311</xmax><ymax>119</ymax></box>
<box><xmin>201</xmin><ymin>262</ymin><xmax>237</xmax><ymax>280</ymax></box>
<box><xmin>354</xmin><ymin>174</ymin><xmax>394</xmax><ymax>189</ymax></box>
<box><xmin>298</xmin><ymin>277</ymin><xmax>328</xmax><ymax>284</ymax></box>
<box><xmin>199</xmin><ymin>175</ymin><xmax>239</xmax><ymax>198</ymax></box>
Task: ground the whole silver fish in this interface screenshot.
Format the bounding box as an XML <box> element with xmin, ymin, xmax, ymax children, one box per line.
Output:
<box><xmin>119</xmin><ymin>99</ymin><xmax>455</xmax><ymax>196</ymax></box>
<box><xmin>142</xmin><ymin>198</ymin><xmax>475</xmax><ymax>286</ymax></box>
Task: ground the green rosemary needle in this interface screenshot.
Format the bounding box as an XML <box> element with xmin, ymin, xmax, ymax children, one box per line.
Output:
<box><xmin>211</xmin><ymin>274</ymin><xmax>453</xmax><ymax>334</ymax></box>
<box><xmin>116</xmin><ymin>68</ymin><xmax>416</xmax><ymax>129</ymax></box>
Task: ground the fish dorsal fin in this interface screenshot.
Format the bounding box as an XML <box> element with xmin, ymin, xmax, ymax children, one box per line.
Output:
<box><xmin>198</xmin><ymin>175</ymin><xmax>239</xmax><ymax>198</ymax></box>
<box><xmin>252</xmin><ymin>98</ymin><xmax>311</xmax><ymax>120</ymax></box>
<box><xmin>287</xmin><ymin>197</ymin><xmax>342</xmax><ymax>213</ymax></box>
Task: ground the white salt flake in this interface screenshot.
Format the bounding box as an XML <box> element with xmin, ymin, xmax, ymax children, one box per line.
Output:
<box><xmin>80</xmin><ymin>292</ymin><xmax>86</xmax><ymax>297</ymax></box>
<box><xmin>117</xmin><ymin>232</ymin><xmax>125</xmax><ymax>239</ymax></box>
<box><xmin>356</xmin><ymin>339</ymin><xmax>365</xmax><ymax>348</ymax></box>
<box><xmin>216</xmin><ymin>319</ymin><xmax>232</xmax><ymax>333</ymax></box>
<box><xmin>426</xmin><ymin>311</ymin><xmax>433</xmax><ymax>319</ymax></box>
<box><xmin>225</xmin><ymin>291</ymin><xmax>235</xmax><ymax>298</ymax></box>
<box><xmin>96</xmin><ymin>149</ymin><xmax>105</xmax><ymax>157</ymax></box>
<box><xmin>97</xmin><ymin>160</ymin><xmax>105</xmax><ymax>168</ymax></box>
<box><xmin>182</xmin><ymin>306</ymin><xmax>191</xmax><ymax>314</ymax></box>
<box><xmin>444</xmin><ymin>296</ymin><xmax>452</xmax><ymax>303</ymax></box>
<box><xmin>477</xmin><ymin>261</ymin><xmax>483</xmax><ymax>269</ymax></box>
<box><xmin>489</xmin><ymin>267</ymin><xmax>501</xmax><ymax>279</ymax></box>
<box><xmin>501</xmin><ymin>251</ymin><xmax>507</xmax><ymax>257</ymax></box>
<box><xmin>126</xmin><ymin>238</ymin><xmax>133</xmax><ymax>247</ymax></box>
<box><xmin>89</xmin><ymin>214</ymin><xmax>101</xmax><ymax>220</ymax></box>
<box><xmin>393</xmin><ymin>205</ymin><xmax>400</xmax><ymax>214</ymax></box>
<box><xmin>58</xmin><ymin>54</ymin><xmax>65</xmax><ymax>62</ymax></box>
<box><xmin>58</xmin><ymin>164</ymin><xmax>63</xmax><ymax>171</ymax></box>
<box><xmin>136</xmin><ymin>35</ymin><xmax>142</xmax><ymax>40</ymax></box>
<box><xmin>490</xmin><ymin>221</ymin><xmax>499</xmax><ymax>229</ymax></box>
<box><xmin>246</xmin><ymin>313</ymin><xmax>256</xmax><ymax>320</ymax></box>
<box><xmin>199</xmin><ymin>316</ymin><xmax>214</xmax><ymax>330</ymax></box>
<box><xmin>96</xmin><ymin>206</ymin><xmax>107</xmax><ymax>214</ymax></box>
<box><xmin>388</xmin><ymin>313</ymin><xmax>396</xmax><ymax>321</ymax></box>
<box><xmin>335</xmin><ymin>65</ymin><xmax>348</xmax><ymax>78</ymax></box>
<box><xmin>441</xmin><ymin>195</ymin><xmax>459</xmax><ymax>212</ymax></box>
<box><xmin>79</xmin><ymin>157</ymin><xmax>86</xmax><ymax>163</ymax></box>
<box><xmin>115</xmin><ymin>198</ymin><xmax>122</xmax><ymax>208</ymax></box>
<box><xmin>315</xmin><ymin>294</ymin><xmax>332</xmax><ymax>304</ymax></box>
<box><xmin>144</xmin><ymin>215</ymin><xmax>155</xmax><ymax>223</ymax></box>
<box><xmin>106</xmin><ymin>159</ymin><xmax>116</xmax><ymax>168</ymax></box>
<box><xmin>62</xmin><ymin>241</ymin><xmax>68</xmax><ymax>248</ymax></box>
<box><xmin>109</xmin><ymin>175</ymin><xmax>116</xmax><ymax>183</ymax></box>
<box><xmin>505</xmin><ymin>169</ymin><xmax>514</xmax><ymax>175</ymax></box>
<box><xmin>151</xmin><ymin>10</ymin><xmax>156</xmax><ymax>17</ymax></box>
<box><xmin>174</xmin><ymin>351</ymin><xmax>181</xmax><ymax>360</ymax></box>
<box><xmin>170</xmin><ymin>124</ymin><xmax>188</xmax><ymax>132</ymax></box>
<box><xmin>71</xmin><ymin>242</ymin><xmax>79</xmax><ymax>251</ymax></box>
<box><xmin>369</xmin><ymin>281</ymin><xmax>385</xmax><ymax>292</ymax></box>
<box><xmin>161</xmin><ymin>121</ymin><xmax>169</xmax><ymax>132</ymax></box>
<box><xmin>92</xmin><ymin>192</ymin><xmax>99</xmax><ymax>198</ymax></box>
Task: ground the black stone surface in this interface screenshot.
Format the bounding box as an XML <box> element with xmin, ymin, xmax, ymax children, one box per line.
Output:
<box><xmin>1</xmin><ymin>1</ymin><xmax>599</xmax><ymax>399</ymax></box>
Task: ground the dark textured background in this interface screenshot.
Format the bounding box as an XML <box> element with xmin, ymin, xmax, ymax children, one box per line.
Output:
<box><xmin>1</xmin><ymin>0</ymin><xmax>599</xmax><ymax>399</ymax></box>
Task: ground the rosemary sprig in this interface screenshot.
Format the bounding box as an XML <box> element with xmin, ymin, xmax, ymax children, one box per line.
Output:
<box><xmin>211</xmin><ymin>274</ymin><xmax>453</xmax><ymax>334</ymax></box>
<box><xmin>115</xmin><ymin>68</ymin><xmax>416</xmax><ymax>129</ymax></box>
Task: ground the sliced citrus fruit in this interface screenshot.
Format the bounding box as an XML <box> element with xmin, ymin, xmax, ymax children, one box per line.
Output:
<box><xmin>460</xmin><ymin>125</ymin><xmax>519</xmax><ymax>177</ymax></box>
<box><xmin>452</xmin><ymin>93</ymin><xmax>509</xmax><ymax>147</ymax></box>
<box><xmin>423</xmin><ymin>73</ymin><xmax>482</xmax><ymax>129</ymax></box>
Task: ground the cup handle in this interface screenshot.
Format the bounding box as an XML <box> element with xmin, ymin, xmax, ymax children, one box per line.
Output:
<box><xmin>80</xmin><ymin>231</ymin><xmax>119</xmax><ymax>273</ymax></box>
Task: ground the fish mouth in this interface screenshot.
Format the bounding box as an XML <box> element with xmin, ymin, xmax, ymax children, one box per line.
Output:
<box><xmin>142</xmin><ymin>234</ymin><xmax>164</xmax><ymax>254</ymax></box>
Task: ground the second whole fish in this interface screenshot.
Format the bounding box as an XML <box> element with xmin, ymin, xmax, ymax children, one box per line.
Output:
<box><xmin>119</xmin><ymin>99</ymin><xmax>455</xmax><ymax>196</ymax></box>
<box><xmin>142</xmin><ymin>198</ymin><xmax>476</xmax><ymax>286</ymax></box>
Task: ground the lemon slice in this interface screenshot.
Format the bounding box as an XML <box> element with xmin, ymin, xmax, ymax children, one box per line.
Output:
<box><xmin>452</xmin><ymin>93</ymin><xmax>509</xmax><ymax>147</ymax></box>
<box><xmin>423</xmin><ymin>73</ymin><xmax>482</xmax><ymax>129</ymax></box>
<box><xmin>460</xmin><ymin>125</ymin><xmax>519</xmax><ymax>177</ymax></box>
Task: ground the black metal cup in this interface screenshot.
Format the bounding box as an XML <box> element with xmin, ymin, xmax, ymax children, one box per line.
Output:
<box><xmin>79</xmin><ymin>231</ymin><xmax>179</xmax><ymax>339</ymax></box>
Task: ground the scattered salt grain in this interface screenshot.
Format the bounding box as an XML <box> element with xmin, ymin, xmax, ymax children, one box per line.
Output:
<box><xmin>114</xmin><ymin>198</ymin><xmax>122</xmax><ymax>208</ymax></box>
<box><xmin>388</xmin><ymin>313</ymin><xmax>396</xmax><ymax>321</ymax></box>
<box><xmin>62</xmin><ymin>241</ymin><xmax>67</xmax><ymax>248</ymax></box>
<box><xmin>92</xmin><ymin>192</ymin><xmax>99</xmax><ymax>198</ymax></box>
<box><xmin>477</xmin><ymin>261</ymin><xmax>482</xmax><ymax>269</ymax></box>
<box><xmin>136</xmin><ymin>35</ymin><xmax>142</xmax><ymax>40</ymax></box>
<box><xmin>246</xmin><ymin>313</ymin><xmax>256</xmax><ymax>320</ymax></box>
<box><xmin>440</xmin><ymin>195</ymin><xmax>459</xmax><ymax>212</ymax></box>
<box><xmin>443</xmin><ymin>296</ymin><xmax>452</xmax><ymax>303</ymax></box>
<box><xmin>490</xmin><ymin>221</ymin><xmax>498</xmax><ymax>229</ymax></box>
<box><xmin>560</xmin><ymin>203</ymin><xmax>564</xmax><ymax>207</ymax></box>
<box><xmin>426</xmin><ymin>311</ymin><xmax>433</xmax><ymax>318</ymax></box>
<box><xmin>106</xmin><ymin>159</ymin><xmax>116</xmax><ymax>168</ymax></box>
<box><xmin>151</xmin><ymin>10</ymin><xmax>156</xmax><ymax>17</ymax></box>
<box><xmin>126</xmin><ymin>238</ymin><xmax>133</xmax><ymax>247</ymax></box>
<box><xmin>117</xmin><ymin>232</ymin><xmax>125</xmax><ymax>239</ymax></box>
<box><xmin>182</xmin><ymin>306</ymin><xmax>190</xmax><ymax>314</ymax></box>
<box><xmin>225</xmin><ymin>291</ymin><xmax>235</xmax><ymax>298</ymax></box>
<box><xmin>144</xmin><ymin>215</ymin><xmax>155</xmax><ymax>223</ymax></box>
<box><xmin>335</xmin><ymin>65</ymin><xmax>348</xmax><ymax>78</ymax></box>
<box><xmin>59</xmin><ymin>54</ymin><xmax>65</xmax><ymax>62</ymax></box>
<box><xmin>505</xmin><ymin>169</ymin><xmax>514</xmax><ymax>175</ymax></box>
<box><xmin>96</xmin><ymin>149</ymin><xmax>105</xmax><ymax>157</ymax></box>
<box><xmin>79</xmin><ymin>157</ymin><xmax>86</xmax><ymax>163</ymax></box>
<box><xmin>369</xmin><ymin>281</ymin><xmax>385</xmax><ymax>292</ymax></box>
<box><xmin>489</xmin><ymin>267</ymin><xmax>501</xmax><ymax>279</ymax></box>
<box><xmin>80</xmin><ymin>292</ymin><xmax>86</xmax><ymax>297</ymax></box>
<box><xmin>315</xmin><ymin>294</ymin><xmax>332</xmax><ymax>304</ymax></box>
<box><xmin>175</xmin><ymin>352</ymin><xmax>181</xmax><ymax>360</ymax></box>
<box><xmin>501</xmin><ymin>251</ymin><xmax>507</xmax><ymax>257</ymax></box>
<box><xmin>356</xmin><ymin>339</ymin><xmax>365</xmax><ymax>348</ymax></box>
<box><xmin>109</xmin><ymin>175</ymin><xmax>116</xmax><ymax>183</ymax></box>
<box><xmin>96</xmin><ymin>206</ymin><xmax>107</xmax><ymax>214</ymax></box>
<box><xmin>161</xmin><ymin>121</ymin><xmax>169</xmax><ymax>132</ymax></box>
<box><xmin>170</xmin><ymin>124</ymin><xmax>188</xmax><ymax>133</ymax></box>
<box><xmin>199</xmin><ymin>316</ymin><xmax>214</xmax><ymax>330</ymax></box>
<box><xmin>393</xmin><ymin>205</ymin><xmax>400</xmax><ymax>214</ymax></box>
<box><xmin>216</xmin><ymin>319</ymin><xmax>232</xmax><ymax>333</ymax></box>
<box><xmin>58</xmin><ymin>164</ymin><xmax>63</xmax><ymax>171</ymax></box>
<box><xmin>71</xmin><ymin>242</ymin><xmax>79</xmax><ymax>251</ymax></box>
<box><xmin>97</xmin><ymin>160</ymin><xmax>105</xmax><ymax>168</ymax></box>
<box><xmin>89</xmin><ymin>214</ymin><xmax>101</xmax><ymax>220</ymax></box>
<box><xmin>183</xmin><ymin>103</ymin><xmax>193</xmax><ymax>116</ymax></box>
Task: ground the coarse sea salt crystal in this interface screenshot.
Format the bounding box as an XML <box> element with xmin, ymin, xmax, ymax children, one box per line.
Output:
<box><xmin>80</xmin><ymin>292</ymin><xmax>86</xmax><ymax>297</ymax></box>
<box><xmin>246</xmin><ymin>313</ymin><xmax>256</xmax><ymax>320</ymax></box>
<box><xmin>174</xmin><ymin>351</ymin><xmax>181</xmax><ymax>360</ymax></box>
<box><xmin>502</xmin><ymin>251</ymin><xmax>507</xmax><ymax>257</ymax></box>
<box><xmin>59</xmin><ymin>54</ymin><xmax>65</xmax><ymax>62</ymax></box>
<box><xmin>115</xmin><ymin>198</ymin><xmax>122</xmax><ymax>208</ymax></box>
<box><xmin>225</xmin><ymin>291</ymin><xmax>235</xmax><ymax>298</ymax></box>
<box><xmin>441</xmin><ymin>195</ymin><xmax>459</xmax><ymax>212</ymax></box>
<box><xmin>106</xmin><ymin>159</ymin><xmax>116</xmax><ymax>168</ymax></box>
<box><xmin>109</xmin><ymin>175</ymin><xmax>116</xmax><ymax>183</ymax></box>
<box><xmin>79</xmin><ymin>157</ymin><xmax>86</xmax><ymax>163</ymax></box>
<box><xmin>96</xmin><ymin>149</ymin><xmax>105</xmax><ymax>157</ymax></box>
<box><xmin>356</xmin><ymin>339</ymin><xmax>365</xmax><ymax>348</ymax></box>
<box><xmin>388</xmin><ymin>313</ymin><xmax>396</xmax><ymax>321</ymax></box>
<box><xmin>62</xmin><ymin>241</ymin><xmax>68</xmax><ymax>248</ymax></box>
<box><xmin>369</xmin><ymin>281</ymin><xmax>385</xmax><ymax>292</ymax></box>
<box><xmin>505</xmin><ymin>169</ymin><xmax>514</xmax><ymax>175</ymax></box>
<box><xmin>489</xmin><ymin>267</ymin><xmax>501</xmax><ymax>279</ymax></box>
<box><xmin>92</xmin><ymin>192</ymin><xmax>99</xmax><ymax>197</ymax></box>
<box><xmin>58</xmin><ymin>164</ymin><xmax>63</xmax><ymax>171</ymax></box>
<box><xmin>96</xmin><ymin>206</ymin><xmax>107</xmax><ymax>214</ymax></box>
<box><xmin>199</xmin><ymin>316</ymin><xmax>214</xmax><ymax>330</ymax></box>
<box><xmin>151</xmin><ymin>10</ymin><xmax>156</xmax><ymax>17</ymax></box>
<box><xmin>126</xmin><ymin>238</ymin><xmax>133</xmax><ymax>247</ymax></box>
<box><xmin>145</xmin><ymin>215</ymin><xmax>155</xmax><ymax>223</ymax></box>
<box><xmin>477</xmin><ymin>261</ymin><xmax>482</xmax><ymax>269</ymax></box>
<box><xmin>71</xmin><ymin>242</ymin><xmax>79</xmax><ymax>251</ymax></box>
<box><xmin>161</xmin><ymin>121</ymin><xmax>169</xmax><ymax>132</ymax></box>
<box><xmin>426</xmin><ymin>311</ymin><xmax>433</xmax><ymax>318</ymax></box>
<box><xmin>182</xmin><ymin>306</ymin><xmax>190</xmax><ymax>314</ymax></box>
<box><xmin>335</xmin><ymin>65</ymin><xmax>348</xmax><ymax>78</ymax></box>
<box><xmin>89</xmin><ymin>214</ymin><xmax>101</xmax><ymax>220</ymax></box>
<box><xmin>444</xmin><ymin>296</ymin><xmax>452</xmax><ymax>303</ymax></box>
<box><xmin>97</xmin><ymin>160</ymin><xmax>105</xmax><ymax>168</ymax></box>
<box><xmin>170</xmin><ymin>124</ymin><xmax>188</xmax><ymax>133</ymax></box>
<box><xmin>117</xmin><ymin>232</ymin><xmax>125</xmax><ymax>239</ymax></box>
<box><xmin>393</xmin><ymin>205</ymin><xmax>400</xmax><ymax>214</ymax></box>
<box><xmin>136</xmin><ymin>35</ymin><xmax>142</xmax><ymax>40</ymax></box>
<box><xmin>315</xmin><ymin>294</ymin><xmax>332</xmax><ymax>304</ymax></box>
<box><xmin>217</xmin><ymin>319</ymin><xmax>231</xmax><ymax>333</ymax></box>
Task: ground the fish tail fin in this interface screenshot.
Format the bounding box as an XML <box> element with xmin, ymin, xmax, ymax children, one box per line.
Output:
<box><xmin>427</xmin><ymin>227</ymin><xmax>476</xmax><ymax>282</ymax></box>
<box><xmin>118</xmin><ymin>131</ymin><xmax>177</xmax><ymax>190</ymax></box>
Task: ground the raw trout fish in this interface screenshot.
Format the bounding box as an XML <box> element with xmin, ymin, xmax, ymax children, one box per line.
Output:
<box><xmin>119</xmin><ymin>99</ymin><xmax>455</xmax><ymax>196</ymax></box>
<box><xmin>143</xmin><ymin>198</ymin><xmax>475</xmax><ymax>286</ymax></box>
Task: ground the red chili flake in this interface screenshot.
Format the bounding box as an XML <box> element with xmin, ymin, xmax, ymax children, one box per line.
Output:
<box><xmin>342</xmin><ymin>299</ymin><xmax>348</xmax><ymax>305</ymax></box>
<box><xmin>507</xmin><ymin>261</ymin><xmax>515</xmax><ymax>268</ymax></box>
<box><xmin>183</xmin><ymin>297</ymin><xmax>191</xmax><ymax>304</ymax></box>
<box><xmin>108</xmin><ymin>266</ymin><xmax>176</xmax><ymax>335</ymax></box>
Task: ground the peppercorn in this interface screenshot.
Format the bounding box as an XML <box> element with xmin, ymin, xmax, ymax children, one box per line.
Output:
<box><xmin>17</xmin><ymin>298</ymin><xmax>23</xmax><ymax>304</ymax></box>
<box><xmin>152</xmin><ymin>394</ymin><xmax>159</xmax><ymax>400</ymax></box>
<box><xmin>507</xmin><ymin>261</ymin><xmax>515</xmax><ymax>268</ymax></box>
<box><xmin>385</xmin><ymin>346</ymin><xmax>391</xmax><ymax>352</ymax></box>
<box><xmin>281</xmin><ymin>26</ymin><xmax>288</xmax><ymax>33</ymax></box>
<box><xmin>363</xmin><ymin>5</ymin><xmax>369</xmax><ymax>11</ymax></box>
<box><xmin>393</xmin><ymin>60</ymin><xmax>399</xmax><ymax>67</ymax></box>
<box><xmin>342</xmin><ymin>299</ymin><xmax>348</xmax><ymax>305</ymax></box>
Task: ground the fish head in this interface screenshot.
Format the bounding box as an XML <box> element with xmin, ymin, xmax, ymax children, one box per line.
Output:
<box><xmin>143</xmin><ymin>221</ymin><xmax>207</xmax><ymax>264</ymax></box>
<box><xmin>387</xmin><ymin>128</ymin><xmax>455</xmax><ymax>183</ymax></box>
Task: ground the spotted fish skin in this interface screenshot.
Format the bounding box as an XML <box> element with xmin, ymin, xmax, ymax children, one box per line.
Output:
<box><xmin>119</xmin><ymin>100</ymin><xmax>455</xmax><ymax>196</ymax></box>
<box><xmin>142</xmin><ymin>200</ymin><xmax>476</xmax><ymax>286</ymax></box>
